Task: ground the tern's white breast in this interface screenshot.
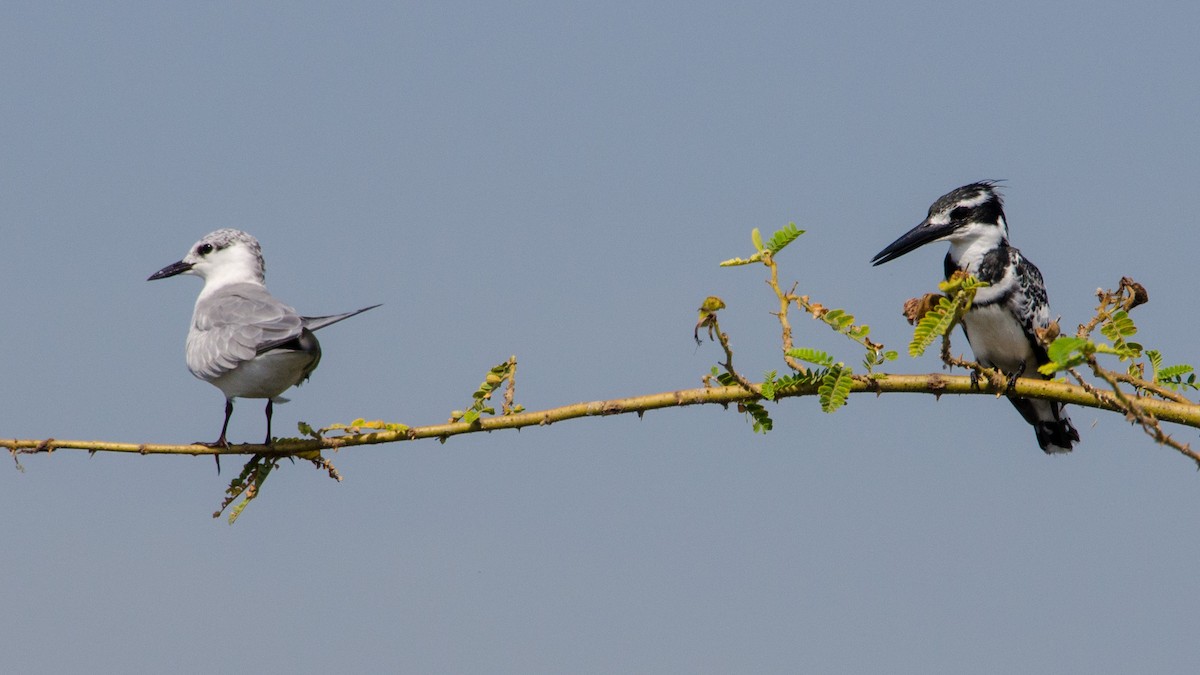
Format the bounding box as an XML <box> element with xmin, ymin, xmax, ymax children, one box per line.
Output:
<box><xmin>208</xmin><ymin>350</ymin><xmax>318</xmax><ymax>400</ymax></box>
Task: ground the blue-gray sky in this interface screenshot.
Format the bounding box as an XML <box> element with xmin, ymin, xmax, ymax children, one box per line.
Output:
<box><xmin>3</xmin><ymin>2</ymin><xmax>1198</xmax><ymax>673</ymax></box>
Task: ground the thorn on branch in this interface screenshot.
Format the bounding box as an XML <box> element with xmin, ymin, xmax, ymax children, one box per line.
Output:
<box><xmin>928</xmin><ymin>375</ymin><xmax>947</xmax><ymax>399</ymax></box>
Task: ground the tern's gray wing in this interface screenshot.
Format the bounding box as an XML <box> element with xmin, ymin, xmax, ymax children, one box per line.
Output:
<box><xmin>186</xmin><ymin>283</ymin><xmax>304</xmax><ymax>381</ymax></box>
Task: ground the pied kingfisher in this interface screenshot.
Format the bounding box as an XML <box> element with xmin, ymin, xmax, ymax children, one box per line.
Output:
<box><xmin>871</xmin><ymin>181</ymin><xmax>1079</xmax><ymax>454</ymax></box>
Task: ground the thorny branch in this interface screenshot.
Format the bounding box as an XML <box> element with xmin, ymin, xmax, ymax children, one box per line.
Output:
<box><xmin>1069</xmin><ymin>278</ymin><xmax>1198</xmax><ymax>463</ymax></box>
<box><xmin>6</xmin><ymin>373</ymin><xmax>1198</xmax><ymax>462</ymax></box>
<box><xmin>4</xmin><ymin>236</ymin><xmax>1200</xmax><ymax>520</ymax></box>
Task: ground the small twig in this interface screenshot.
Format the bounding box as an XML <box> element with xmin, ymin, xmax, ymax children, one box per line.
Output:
<box><xmin>1084</xmin><ymin>356</ymin><xmax>1200</xmax><ymax>465</ymax></box>
<box><xmin>940</xmin><ymin>334</ymin><xmax>1003</xmax><ymax>391</ymax></box>
<box><xmin>1078</xmin><ymin>276</ymin><xmax>1150</xmax><ymax>339</ymax></box>
<box><xmin>502</xmin><ymin>355</ymin><xmax>518</xmax><ymax>414</ymax></box>
<box><xmin>1111</xmin><ymin>372</ymin><xmax>1195</xmax><ymax>405</ymax></box>
<box><xmin>761</xmin><ymin>251</ymin><xmax>807</xmax><ymax>374</ymax></box>
<box><xmin>1065</xmin><ymin>367</ymin><xmax>1117</xmax><ymax>407</ymax></box>
<box><xmin>710</xmin><ymin>315</ymin><xmax>760</xmax><ymax>395</ymax></box>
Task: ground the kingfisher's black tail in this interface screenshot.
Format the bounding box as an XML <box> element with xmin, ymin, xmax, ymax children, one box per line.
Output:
<box><xmin>1009</xmin><ymin>397</ymin><xmax>1079</xmax><ymax>454</ymax></box>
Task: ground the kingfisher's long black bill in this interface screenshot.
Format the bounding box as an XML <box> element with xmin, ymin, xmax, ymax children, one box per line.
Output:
<box><xmin>147</xmin><ymin>260</ymin><xmax>193</xmax><ymax>281</ymax></box>
<box><xmin>870</xmin><ymin>219</ymin><xmax>956</xmax><ymax>266</ymax></box>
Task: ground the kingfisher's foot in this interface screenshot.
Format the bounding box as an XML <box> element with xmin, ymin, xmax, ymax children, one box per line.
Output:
<box><xmin>1004</xmin><ymin>361</ymin><xmax>1027</xmax><ymax>395</ymax></box>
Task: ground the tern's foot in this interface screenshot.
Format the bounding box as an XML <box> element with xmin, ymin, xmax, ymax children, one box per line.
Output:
<box><xmin>969</xmin><ymin>370</ymin><xmax>981</xmax><ymax>391</ymax></box>
<box><xmin>193</xmin><ymin>439</ymin><xmax>229</xmax><ymax>474</ymax></box>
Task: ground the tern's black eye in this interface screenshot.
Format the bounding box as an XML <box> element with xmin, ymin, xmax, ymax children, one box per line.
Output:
<box><xmin>197</xmin><ymin>243</ymin><xmax>214</xmax><ymax>256</ymax></box>
<box><xmin>949</xmin><ymin>206</ymin><xmax>971</xmax><ymax>221</ymax></box>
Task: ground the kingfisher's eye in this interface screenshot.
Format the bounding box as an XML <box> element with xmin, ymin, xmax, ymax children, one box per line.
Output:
<box><xmin>197</xmin><ymin>243</ymin><xmax>214</xmax><ymax>255</ymax></box>
<box><xmin>949</xmin><ymin>206</ymin><xmax>971</xmax><ymax>221</ymax></box>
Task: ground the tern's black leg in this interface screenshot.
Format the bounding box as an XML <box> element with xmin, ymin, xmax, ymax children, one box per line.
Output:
<box><xmin>969</xmin><ymin>369</ymin><xmax>981</xmax><ymax>391</ymax></box>
<box><xmin>264</xmin><ymin>399</ymin><xmax>274</xmax><ymax>446</ymax></box>
<box><xmin>218</xmin><ymin>398</ymin><xmax>234</xmax><ymax>447</ymax></box>
<box><xmin>196</xmin><ymin>398</ymin><xmax>235</xmax><ymax>474</ymax></box>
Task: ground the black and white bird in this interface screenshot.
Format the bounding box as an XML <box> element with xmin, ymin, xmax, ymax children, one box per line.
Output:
<box><xmin>871</xmin><ymin>181</ymin><xmax>1079</xmax><ymax>454</ymax></box>
<box><xmin>149</xmin><ymin>229</ymin><xmax>379</xmax><ymax>462</ymax></box>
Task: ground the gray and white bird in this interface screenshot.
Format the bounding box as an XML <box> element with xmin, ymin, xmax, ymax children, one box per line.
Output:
<box><xmin>149</xmin><ymin>229</ymin><xmax>379</xmax><ymax>458</ymax></box>
<box><xmin>871</xmin><ymin>181</ymin><xmax>1079</xmax><ymax>454</ymax></box>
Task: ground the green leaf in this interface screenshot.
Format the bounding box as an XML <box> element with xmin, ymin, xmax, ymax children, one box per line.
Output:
<box><xmin>909</xmin><ymin>296</ymin><xmax>957</xmax><ymax>357</ymax></box>
<box><xmin>761</xmin><ymin>371</ymin><xmax>778</xmax><ymax>401</ymax></box>
<box><xmin>785</xmin><ymin>347</ymin><xmax>834</xmax><ymax>367</ymax></box>
<box><xmin>1096</xmin><ymin>342</ymin><xmax>1141</xmax><ymax>359</ymax></box>
<box><xmin>818</xmin><ymin>364</ymin><xmax>853</xmax><ymax>413</ymax></box>
<box><xmin>1046</xmin><ymin>336</ymin><xmax>1089</xmax><ymax>364</ymax></box>
<box><xmin>217</xmin><ymin>455</ymin><xmax>278</xmax><ymax>525</ymax></box>
<box><xmin>1101</xmin><ymin>310</ymin><xmax>1138</xmax><ymax>340</ymax></box>
<box><xmin>297</xmin><ymin>421</ymin><xmax>320</xmax><ymax>439</ymax></box>
<box><xmin>1158</xmin><ymin>364</ymin><xmax>1195</xmax><ymax>381</ymax></box>
<box><xmin>771</xmin><ymin>371</ymin><xmax>822</xmax><ymax>394</ymax></box>
<box><xmin>908</xmin><ymin>275</ymin><xmax>989</xmax><ymax>357</ymax></box>
<box><xmin>744</xmin><ymin>401</ymin><xmax>774</xmax><ymax>433</ymax></box>
<box><xmin>751</xmin><ymin>227</ymin><xmax>764</xmax><ymax>253</ymax></box>
<box><xmin>1145</xmin><ymin>349</ymin><xmax>1163</xmax><ymax>376</ymax></box>
<box><xmin>1038</xmin><ymin>336</ymin><xmax>1092</xmax><ymax>375</ymax></box>
<box><xmin>765</xmin><ymin>223</ymin><xmax>804</xmax><ymax>254</ymax></box>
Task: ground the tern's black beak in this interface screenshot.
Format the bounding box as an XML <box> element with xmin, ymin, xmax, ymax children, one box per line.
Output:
<box><xmin>147</xmin><ymin>260</ymin><xmax>193</xmax><ymax>281</ymax></box>
<box><xmin>870</xmin><ymin>218</ymin><xmax>957</xmax><ymax>267</ymax></box>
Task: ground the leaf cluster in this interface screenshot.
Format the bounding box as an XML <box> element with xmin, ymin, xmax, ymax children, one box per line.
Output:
<box><xmin>908</xmin><ymin>272</ymin><xmax>987</xmax><ymax>357</ymax></box>
<box><xmin>719</xmin><ymin>223</ymin><xmax>805</xmax><ymax>266</ymax></box>
<box><xmin>798</xmin><ymin>301</ymin><xmax>898</xmax><ymax>372</ymax></box>
<box><xmin>1040</xmin><ymin>309</ymin><xmax>1197</xmax><ymax>393</ymax></box>
<box><xmin>712</xmin><ymin>368</ymin><xmax>773</xmax><ymax>432</ymax></box>
<box><xmin>215</xmin><ymin>455</ymin><xmax>279</xmax><ymax>524</ymax></box>
<box><xmin>771</xmin><ymin>352</ymin><xmax>853</xmax><ymax>412</ymax></box>
<box><xmin>1144</xmin><ymin>350</ymin><xmax>1198</xmax><ymax>391</ymax></box>
<box><xmin>449</xmin><ymin>357</ymin><xmax>523</xmax><ymax>425</ymax></box>
<box><xmin>300</xmin><ymin>418</ymin><xmax>409</xmax><ymax>439</ymax></box>
<box><xmin>708</xmin><ymin>224</ymin><xmax>903</xmax><ymax>434</ymax></box>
